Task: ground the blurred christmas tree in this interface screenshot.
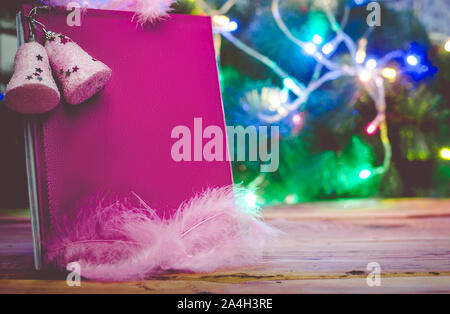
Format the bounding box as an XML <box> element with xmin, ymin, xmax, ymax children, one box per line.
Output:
<box><xmin>175</xmin><ymin>0</ymin><xmax>450</xmax><ymax>205</ymax></box>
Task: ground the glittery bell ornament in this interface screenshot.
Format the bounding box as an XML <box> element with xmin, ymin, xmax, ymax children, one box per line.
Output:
<box><xmin>4</xmin><ymin>40</ymin><xmax>60</xmax><ymax>114</ymax></box>
<box><xmin>45</xmin><ymin>32</ymin><xmax>112</xmax><ymax>105</ymax></box>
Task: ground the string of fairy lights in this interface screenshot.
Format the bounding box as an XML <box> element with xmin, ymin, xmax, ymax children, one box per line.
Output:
<box><xmin>201</xmin><ymin>0</ymin><xmax>450</xmax><ymax>185</ymax></box>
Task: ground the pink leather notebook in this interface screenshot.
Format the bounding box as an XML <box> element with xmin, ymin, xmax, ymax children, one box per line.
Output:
<box><xmin>21</xmin><ymin>7</ymin><xmax>233</xmax><ymax>268</ymax></box>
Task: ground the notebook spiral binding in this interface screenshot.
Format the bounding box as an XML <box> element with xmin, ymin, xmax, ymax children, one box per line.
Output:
<box><xmin>17</xmin><ymin>11</ymin><xmax>43</xmax><ymax>271</ymax></box>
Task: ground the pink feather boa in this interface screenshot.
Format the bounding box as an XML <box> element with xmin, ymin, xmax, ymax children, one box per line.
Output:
<box><xmin>47</xmin><ymin>186</ymin><xmax>275</xmax><ymax>281</ymax></box>
<box><xmin>48</xmin><ymin>0</ymin><xmax>178</xmax><ymax>24</ymax></box>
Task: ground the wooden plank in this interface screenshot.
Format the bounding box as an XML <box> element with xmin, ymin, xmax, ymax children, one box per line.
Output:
<box><xmin>1</xmin><ymin>199</ymin><xmax>450</xmax><ymax>293</ymax></box>
<box><xmin>1</xmin><ymin>276</ymin><xmax>450</xmax><ymax>294</ymax></box>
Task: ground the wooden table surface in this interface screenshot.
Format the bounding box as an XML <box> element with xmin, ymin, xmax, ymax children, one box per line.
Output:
<box><xmin>1</xmin><ymin>198</ymin><xmax>450</xmax><ymax>294</ymax></box>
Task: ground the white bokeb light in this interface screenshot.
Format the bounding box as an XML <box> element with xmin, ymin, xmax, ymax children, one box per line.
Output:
<box><xmin>406</xmin><ymin>55</ymin><xmax>419</xmax><ymax>66</ymax></box>
<box><xmin>304</xmin><ymin>42</ymin><xmax>317</xmax><ymax>55</ymax></box>
<box><xmin>365</xmin><ymin>58</ymin><xmax>377</xmax><ymax>70</ymax></box>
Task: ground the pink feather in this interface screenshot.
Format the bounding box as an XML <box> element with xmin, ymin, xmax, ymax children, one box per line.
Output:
<box><xmin>48</xmin><ymin>0</ymin><xmax>177</xmax><ymax>24</ymax></box>
<box><xmin>47</xmin><ymin>186</ymin><xmax>275</xmax><ymax>281</ymax></box>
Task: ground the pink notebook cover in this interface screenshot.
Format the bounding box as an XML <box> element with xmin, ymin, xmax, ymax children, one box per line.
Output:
<box><xmin>23</xmin><ymin>7</ymin><xmax>233</xmax><ymax>263</ymax></box>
